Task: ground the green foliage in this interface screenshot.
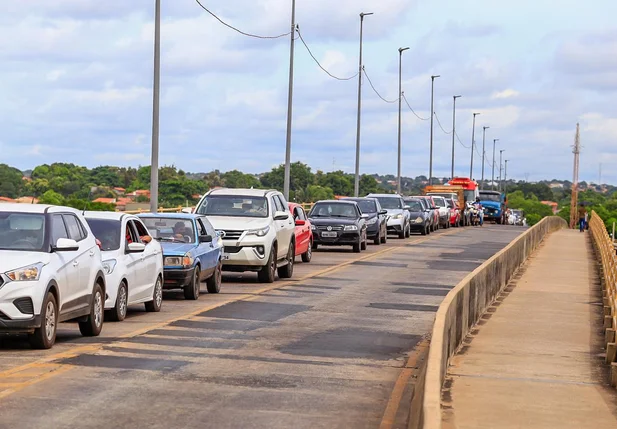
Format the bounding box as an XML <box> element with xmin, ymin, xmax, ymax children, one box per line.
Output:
<box><xmin>0</xmin><ymin>164</ymin><xmax>24</xmax><ymax>198</ymax></box>
<box><xmin>220</xmin><ymin>170</ymin><xmax>260</xmax><ymax>189</ymax></box>
<box><xmin>306</xmin><ymin>185</ymin><xmax>334</xmax><ymax>202</ymax></box>
<box><xmin>38</xmin><ymin>190</ymin><xmax>65</xmax><ymax>205</ymax></box>
<box><xmin>507</xmin><ymin>190</ymin><xmax>557</xmax><ymax>226</ymax></box>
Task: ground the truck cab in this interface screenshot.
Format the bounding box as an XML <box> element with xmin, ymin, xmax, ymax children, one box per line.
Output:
<box><xmin>478</xmin><ymin>190</ymin><xmax>506</xmax><ymax>224</ymax></box>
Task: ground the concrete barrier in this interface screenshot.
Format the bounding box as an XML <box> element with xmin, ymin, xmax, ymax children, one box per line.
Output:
<box><xmin>419</xmin><ymin>216</ymin><xmax>567</xmax><ymax>429</ymax></box>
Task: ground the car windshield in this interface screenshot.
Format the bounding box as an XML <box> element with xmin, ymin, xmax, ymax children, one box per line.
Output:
<box><xmin>0</xmin><ymin>212</ymin><xmax>46</xmax><ymax>252</ymax></box>
<box><xmin>349</xmin><ymin>200</ymin><xmax>377</xmax><ymax>213</ymax></box>
<box><xmin>480</xmin><ymin>192</ymin><xmax>501</xmax><ymax>202</ymax></box>
<box><xmin>197</xmin><ymin>195</ymin><xmax>268</xmax><ymax>218</ymax></box>
<box><xmin>86</xmin><ymin>218</ymin><xmax>121</xmax><ymax>251</ymax></box>
<box><xmin>375</xmin><ymin>197</ymin><xmax>402</xmax><ymax>210</ymax></box>
<box><xmin>310</xmin><ymin>203</ymin><xmax>357</xmax><ymax>218</ymax></box>
<box><xmin>407</xmin><ymin>201</ymin><xmax>423</xmax><ymax>211</ymax></box>
<box><xmin>141</xmin><ymin>218</ymin><xmax>195</xmax><ymax>243</ymax></box>
<box><xmin>433</xmin><ymin>198</ymin><xmax>446</xmax><ymax>208</ymax></box>
<box><xmin>464</xmin><ymin>190</ymin><xmax>476</xmax><ymax>203</ymax></box>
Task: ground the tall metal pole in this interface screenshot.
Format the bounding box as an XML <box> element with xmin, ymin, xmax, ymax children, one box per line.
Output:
<box><xmin>504</xmin><ymin>160</ymin><xmax>508</xmax><ymax>195</ymax></box>
<box><xmin>354</xmin><ymin>12</ymin><xmax>372</xmax><ymax>197</ymax></box>
<box><xmin>491</xmin><ymin>139</ymin><xmax>499</xmax><ymax>191</ymax></box>
<box><xmin>283</xmin><ymin>0</ymin><xmax>297</xmax><ymax>202</ymax></box>
<box><xmin>450</xmin><ymin>95</ymin><xmax>461</xmax><ymax>179</ymax></box>
<box><xmin>470</xmin><ymin>112</ymin><xmax>480</xmax><ymax>179</ymax></box>
<box><xmin>481</xmin><ymin>126</ymin><xmax>489</xmax><ymax>189</ymax></box>
<box><xmin>428</xmin><ymin>75</ymin><xmax>440</xmax><ymax>185</ymax></box>
<box><xmin>499</xmin><ymin>149</ymin><xmax>505</xmax><ymax>192</ymax></box>
<box><xmin>149</xmin><ymin>0</ymin><xmax>161</xmax><ymax>213</ymax></box>
<box><xmin>397</xmin><ymin>47</ymin><xmax>409</xmax><ymax>194</ymax></box>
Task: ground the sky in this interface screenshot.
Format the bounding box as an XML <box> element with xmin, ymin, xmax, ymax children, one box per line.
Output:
<box><xmin>0</xmin><ymin>0</ymin><xmax>616</xmax><ymax>184</ymax></box>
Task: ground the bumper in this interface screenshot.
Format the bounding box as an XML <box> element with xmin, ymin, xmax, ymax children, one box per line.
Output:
<box><xmin>103</xmin><ymin>270</ymin><xmax>123</xmax><ymax>309</ymax></box>
<box><xmin>0</xmin><ymin>280</ymin><xmax>44</xmax><ymax>322</ymax></box>
<box><xmin>410</xmin><ymin>223</ymin><xmax>427</xmax><ymax>232</ymax></box>
<box><xmin>366</xmin><ymin>223</ymin><xmax>381</xmax><ymax>238</ymax></box>
<box><xmin>313</xmin><ymin>231</ymin><xmax>361</xmax><ymax>246</ymax></box>
<box><xmin>163</xmin><ymin>267</ymin><xmax>194</xmax><ymax>289</ymax></box>
<box><xmin>0</xmin><ymin>315</ymin><xmax>42</xmax><ymax>333</ymax></box>
<box><xmin>220</xmin><ymin>239</ymin><xmax>271</xmax><ymax>268</ymax></box>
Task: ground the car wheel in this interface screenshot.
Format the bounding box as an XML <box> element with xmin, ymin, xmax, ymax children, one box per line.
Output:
<box><xmin>380</xmin><ymin>227</ymin><xmax>387</xmax><ymax>243</ymax></box>
<box><xmin>79</xmin><ymin>283</ymin><xmax>104</xmax><ymax>337</ymax></box>
<box><xmin>404</xmin><ymin>224</ymin><xmax>411</xmax><ymax>238</ymax></box>
<box><xmin>29</xmin><ymin>292</ymin><xmax>57</xmax><ymax>350</ymax></box>
<box><xmin>109</xmin><ymin>281</ymin><xmax>128</xmax><ymax>322</ymax></box>
<box><xmin>258</xmin><ymin>246</ymin><xmax>277</xmax><ymax>283</ymax></box>
<box><xmin>277</xmin><ymin>244</ymin><xmax>294</xmax><ymax>279</ymax></box>
<box><xmin>398</xmin><ymin>227</ymin><xmax>405</xmax><ymax>239</ymax></box>
<box><xmin>353</xmin><ymin>239</ymin><xmax>361</xmax><ymax>253</ymax></box>
<box><xmin>302</xmin><ymin>240</ymin><xmax>312</xmax><ymax>263</ymax></box>
<box><xmin>184</xmin><ymin>266</ymin><xmax>200</xmax><ymax>300</ymax></box>
<box><xmin>206</xmin><ymin>261</ymin><xmax>222</xmax><ymax>294</ymax></box>
<box><xmin>312</xmin><ymin>242</ymin><xmax>318</xmax><ymax>251</ymax></box>
<box><xmin>374</xmin><ymin>231</ymin><xmax>381</xmax><ymax>245</ymax></box>
<box><xmin>145</xmin><ymin>276</ymin><xmax>163</xmax><ymax>312</ymax></box>
<box><xmin>361</xmin><ymin>234</ymin><xmax>368</xmax><ymax>251</ymax></box>
<box><xmin>421</xmin><ymin>226</ymin><xmax>427</xmax><ymax>236</ymax></box>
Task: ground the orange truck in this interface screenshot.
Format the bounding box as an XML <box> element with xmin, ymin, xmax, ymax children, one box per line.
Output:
<box><xmin>423</xmin><ymin>185</ymin><xmax>465</xmax><ymax>209</ymax></box>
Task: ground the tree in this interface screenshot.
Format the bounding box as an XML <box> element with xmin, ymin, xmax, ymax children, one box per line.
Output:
<box><xmin>221</xmin><ymin>170</ymin><xmax>260</xmax><ymax>189</ymax></box>
<box><xmin>306</xmin><ymin>185</ymin><xmax>334</xmax><ymax>202</ymax></box>
<box><xmin>260</xmin><ymin>162</ymin><xmax>315</xmax><ymax>194</ymax></box>
<box><xmin>0</xmin><ymin>164</ymin><xmax>24</xmax><ymax>198</ymax></box>
<box><xmin>39</xmin><ymin>190</ymin><xmax>65</xmax><ymax>206</ymax></box>
<box><xmin>317</xmin><ymin>171</ymin><xmax>353</xmax><ymax>196</ymax></box>
<box><xmin>359</xmin><ymin>174</ymin><xmax>379</xmax><ymax>196</ymax></box>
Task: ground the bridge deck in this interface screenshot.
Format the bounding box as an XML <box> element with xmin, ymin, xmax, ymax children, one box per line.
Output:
<box><xmin>442</xmin><ymin>229</ymin><xmax>617</xmax><ymax>429</ymax></box>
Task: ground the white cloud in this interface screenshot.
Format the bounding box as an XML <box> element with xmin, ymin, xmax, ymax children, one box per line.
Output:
<box><xmin>492</xmin><ymin>89</ymin><xmax>519</xmax><ymax>99</ymax></box>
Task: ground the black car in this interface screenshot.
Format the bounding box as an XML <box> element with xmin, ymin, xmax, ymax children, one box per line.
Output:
<box><xmin>308</xmin><ymin>200</ymin><xmax>368</xmax><ymax>253</ymax></box>
<box><xmin>404</xmin><ymin>198</ymin><xmax>431</xmax><ymax>235</ymax></box>
<box><xmin>408</xmin><ymin>197</ymin><xmax>435</xmax><ymax>232</ymax></box>
<box><xmin>341</xmin><ymin>197</ymin><xmax>388</xmax><ymax>245</ymax></box>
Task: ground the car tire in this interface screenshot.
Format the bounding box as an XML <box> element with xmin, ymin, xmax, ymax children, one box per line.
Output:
<box><xmin>79</xmin><ymin>283</ymin><xmax>104</xmax><ymax>337</ymax></box>
<box><xmin>206</xmin><ymin>261</ymin><xmax>222</xmax><ymax>294</ymax></box>
<box><xmin>302</xmin><ymin>240</ymin><xmax>313</xmax><ymax>262</ymax></box>
<box><xmin>277</xmin><ymin>244</ymin><xmax>294</xmax><ymax>279</ymax></box>
<box><xmin>145</xmin><ymin>276</ymin><xmax>163</xmax><ymax>312</ymax></box>
<box><xmin>421</xmin><ymin>226</ymin><xmax>427</xmax><ymax>236</ymax></box>
<box><xmin>258</xmin><ymin>247</ymin><xmax>277</xmax><ymax>283</ymax></box>
<box><xmin>353</xmin><ymin>240</ymin><xmax>361</xmax><ymax>253</ymax></box>
<box><xmin>312</xmin><ymin>242</ymin><xmax>318</xmax><ymax>251</ymax></box>
<box><xmin>361</xmin><ymin>234</ymin><xmax>368</xmax><ymax>251</ymax></box>
<box><xmin>183</xmin><ymin>266</ymin><xmax>200</xmax><ymax>300</ymax></box>
<box><xmin>398</xmin><ymin>227</ymin><xmax>405</xmax><ymax>239</ymax></box>
<box><xmin>405</xmin><ymin>224</ymin><xmax>411</xmax><ymax>238</ymax></box>
<box><xmin>109</xmin><ymin>282</ymin><xmax>128</xmax><ymax>322</ymax></box>
<box><xmin>29</xmin><ymin>292</ymin><xmax>57</xmax><ymax>350</ymax></box>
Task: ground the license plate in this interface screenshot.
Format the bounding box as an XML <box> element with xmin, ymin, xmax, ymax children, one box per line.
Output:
<box><xmin>322</xmin><ymin>231</ymin><xmax>337</xmax><ymax>238</ymax></box>
<box><xmin>222</xmin><ymin>254</ymin><xmax>231</xmax><ymax>260</ymax></box>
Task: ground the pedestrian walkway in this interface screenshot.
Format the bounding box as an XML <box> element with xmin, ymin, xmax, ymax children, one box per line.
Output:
<box><xmin>442</xmin><ymin>229</ymin><xmax>617</xmax><ymax>429</ymax></box>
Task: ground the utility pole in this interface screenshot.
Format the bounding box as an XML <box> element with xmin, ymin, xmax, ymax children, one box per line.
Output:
<box><xmin>353</xmin><ymin>12</ymin><xmax>373</xmax><ymax>197</ymax></box>
<box><xmin>428</xmin><ymin>75</ymin><xmax>440</xmax><ymax>185</ymax></box>
<box><xmin>149</xmin><ymin>0</ymin><xmax>161</xmax><ymax>213</ymax></box>
<box><xmin>599</xmin><ymin>162</ymin><xmax>602</xmax><ymax>188</ymax></box>
<box><xmin>499</xmin><ymin>149</ymin><xmax>505</xmax><ymax>192</ymax></box>
<box><xmin>504</xmin><ymin>160</ymin><xmax>508</xmax><ymax>195</ymax></box>
<box><xmin>397</xmin><ymin>47</ymin><xmax>409</xmax><ymax>194</ymax></box>
<box><xmin>481</xmin><ymin>126</ymin><xmax>489</xmax><ymax>190</ymax></box>
<box><xmin>451</xmin><ymin>95</ymin><xmax>461</xmax><ymax>179</ymax></box>
<box><xmin>283</xmin><ymin>0</ymin><xmax>297</xmax><ymax>202</ymax></box>
<box><xmin>569</xmin><ymin>123</ymin><xmax>581</xmax><ymax>229</ymax></box>
<box><xmin>491</xmin><ymin>139</ymin><xmax>499</xmax><ymax>191</ymax></box>
<box><xmin>470</xmin><ymin>112</ymin><xmax>480</xmax><ymax>179</ymax></box>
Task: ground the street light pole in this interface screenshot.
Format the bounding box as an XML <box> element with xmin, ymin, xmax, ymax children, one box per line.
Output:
<box><xmin>450</xmin><ymin>95</ymin><xmax>462</xmax><ymax>179</ymax></box>
<box><xmin>283</xmin><ymin>0</ymin><xmax>297</xmax><ymax>202</ymax></box>
<box><xmin>149</xmin><ymin>0</ymin><xmax>161</xmax><ymax>213</ymax></box>
<box><xmin>397</xmin><ymin>47</ymin><xmax>409</xmax><ymax>194</ymax></box>
<box><xmin>504</xmin><ymin>160</ymin><xmax>509</xmax><ymax>195</ymax></box>
<box><xmin>470</xmin><ymin>112</ymin><xmax>480</xmax><ymax>179</ymax></box>
<box><xmin>499</xmin><ymin>149</ymin><xmax>505</xmax><ymax>192</ymax></box>
<box><xmin>353</xmin><ymin>12</ymin><xmax>373</xmax><ymax>197</ymax></box>
<box><xmin>428</xmin><ymin>75</ymin><xmax>440</xmax><ymax>185</ymax></box>
<box><xmin>481</xmin><ymin>126</ymin><xmax>489</xmax><ymax>189</ymax></box>
<box><xmin>492</xmin><ymin>139</ymin><xmax>499</xmax><ymax>191</ymax></box>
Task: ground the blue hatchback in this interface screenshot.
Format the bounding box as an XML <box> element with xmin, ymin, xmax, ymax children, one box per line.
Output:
<box><xmin>138</xmin><ymin>213</ymin><xmax>224</xmax><ymax>300</ymax></box>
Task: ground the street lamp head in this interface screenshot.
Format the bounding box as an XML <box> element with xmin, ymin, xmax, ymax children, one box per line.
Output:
<box><xmin>454</xmin><ymin>95</ymin><xmax>462</xmax><ymax>99</ymax></box>
<box><xmin>494</xmin><ymin>138</ymin><xmax>499</xmax><ymax>143</ymax></box>
<box><xmin>399</xmin><ymin>47</ymin><xmax>410</xmax><ymax>53</ymax></box>
<box><xmin>431</xmin><ymin>74</ymin><xmax>441</xmax><ymax>79</ymax></box>
<box><xmin>360</xmin><ymin>12</ymin><xmax>374</xmax><ymax>17</ymax></box>
<box><xmin>473</xmin><ymin>112</ymin><xmax>481</xmax><ymax>116</ymax></box>
<box><xmin>484</xmin><ymin>126</ymin><xmax>490</xmax><ymax>130</ymax></box>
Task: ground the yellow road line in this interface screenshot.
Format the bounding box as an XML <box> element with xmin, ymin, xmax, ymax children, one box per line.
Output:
<box><xmin>0</xmin><ymin>229</ymin><xmax>460</xmax><ymax>400</ymax></box>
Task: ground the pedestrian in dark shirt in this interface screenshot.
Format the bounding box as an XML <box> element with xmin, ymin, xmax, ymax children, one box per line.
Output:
<box><xmin>578</xmin><ymin>203</ymin><xmax>587</xmax><ymax>232</ymax></box>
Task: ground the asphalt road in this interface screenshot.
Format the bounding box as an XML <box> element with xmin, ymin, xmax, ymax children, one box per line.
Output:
<box><xmin>0</xmin><ymin>224</ymin><xmax>523</xmax><ymax>429</ymax></box>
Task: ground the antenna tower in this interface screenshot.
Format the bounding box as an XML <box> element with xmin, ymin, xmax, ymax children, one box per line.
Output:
<box><xmin>569</xmin><ymin>123</ymin><xmax>581</xmax><ymax>229</ymax></box>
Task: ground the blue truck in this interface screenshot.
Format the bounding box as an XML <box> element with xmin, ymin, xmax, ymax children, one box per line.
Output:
<box><xmin>479</xmin><ymin>190</ymin><xmax>506</xmax><ymax>224</ymax></box>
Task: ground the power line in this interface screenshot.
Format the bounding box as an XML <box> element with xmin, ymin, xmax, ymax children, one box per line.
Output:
<box><xmin>402</xmin><ymin>93</ymin><xmax>429</xmax><ymax>121</ymax></box>
<box><xmin>296</xmin><ymin>28</ymin><xmax>359</xmax><ymax>81</ymax></box>
<box><xmin>195</xmin><ymin>0</ymin><xmax>292</xmax><ymax>39</ymax></box>
<box><xmin>363</xmin><ymin>67</ymin><xmax>398</xmax><ymax>103</ymax></box>
<box><xmin>455</xmin><ymin>131</ymin><xmax>470</xmax><ymax>148</ymax></box>
<box><xmin>434</xmin><ymin>111</ymin><xmax>452</xmax><ymax>134</ymax></box>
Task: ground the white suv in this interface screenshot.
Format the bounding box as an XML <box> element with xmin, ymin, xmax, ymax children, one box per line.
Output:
<box><xmin>0</xmin><ymin>204</ymin><xmax>106</xmax><ymax>349</ymax></box>
<box><xmin>194</xmin><ymin>189</ymin><xmax>295</xmax><ymax>283</ymax></box>
<box><xmin>366</xmin><ymin>193</ymin><xmax>411</xmax><ymax>239</ymax></box>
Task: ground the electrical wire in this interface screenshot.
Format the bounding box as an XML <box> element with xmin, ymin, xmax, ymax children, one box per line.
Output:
<box><xmin>402</xmin><ymin>93</ymin><xmax>429</xmax><ymax>121</ymax></box>
<box><xmin>296</xmin><ymin>28</ymin><xmax>359</xmax><ymax>81</ymax></box>
<box><xmin>455</xmin><ymin>131</ymin><xmax>471</xmax><ymax>148</ymax></box>
<box><xmin>195</xmin><ymin>0</ymin><xmax>292</xmax><ymax>39</ymax></box>
<box><xmin>434</xmin><ymin>112</ymin><xmax>452</xmax><ymax>134</ymax></box>
<box><xmin>362</xmin><ymin>67</ymin><xmax>398</xmax><ymax>103</ymax></box>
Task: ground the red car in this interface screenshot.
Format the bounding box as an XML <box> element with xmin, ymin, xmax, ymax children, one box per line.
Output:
<box><xmin>447</xmin><ymin>198</ymin><xmax>461</xmax><ymax>227</ymax></box>
<box><xmin>289</xmin><ymin>203</ymin><xmax>313</xmax><ymax>263</ymax></box>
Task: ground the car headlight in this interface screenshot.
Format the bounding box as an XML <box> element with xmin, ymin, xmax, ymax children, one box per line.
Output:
<box><xmin>102</xmin><ymin>259</ymin><xmax>117</xmax><ymax>275</ymax></box>
<box><xmin>310</xmin><ymin>224</ymin><xmax>316</xmax><ymax>230</ymax></box>
<box><xmin>164</xmin><ymin>256</ymin><xmax>182</xmax><ymax>266</ymax></box>
<box><xmin>367</xmin><ymin>217</ymin><xmax>378</xmax><ymax>225</ymax></box>
<box><xmin>392</xmin><ymin>214</ymin><xmax>402</xmax><ymax>220</ymax></box>
<box><xmin>415</xmin><ymin>217</ymin><xmax>424</xmax><ymax>224</ymax></box>
<box><xmin>5</xmin><ymin>263</ymin><xmax>45</xmax><ymax>282</ymax></box>
<box><xmin>344</xmin><ymin>225</ymin><xmax>358</xmax><ymax>231</ymax></box>
<box><xmin>247</xmin><ymin>226</ymin><xmax>270</xmax><ymax>237</ymax></box>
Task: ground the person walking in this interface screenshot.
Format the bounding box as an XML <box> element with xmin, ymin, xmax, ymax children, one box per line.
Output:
<box><xmin>577</xmin><ymin>203</ymin><xmax>587</xmax><ymax>232</ymax></box>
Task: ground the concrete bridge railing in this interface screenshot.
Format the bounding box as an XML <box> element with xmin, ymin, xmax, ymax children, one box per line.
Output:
<box><xmin>588</xmin><ymin>211</ymin><xmax>617</xmax><ymax>386</ymax></box>
<box><xmin>418</xmin><ymin>216</ymin><xmax>567</xmax><ymax>429</ymax></box>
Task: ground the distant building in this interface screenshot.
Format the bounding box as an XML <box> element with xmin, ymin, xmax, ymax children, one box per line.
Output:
<box><xmin>92</xmin><ymin>197</ymin><xmax>117</xmax><ymax>205</ymax></box>
<box><xmin>113</xmin><ymin>187</ymin><xmax>126</xmax><ymax>195</ymax></box>
<box><xmin>548</xmin><ymin>183</ymin><xmax>564</xmax><ymax>189</ymax></box>
<box><xmin>14</xmin><ymin>196</ymin><xmax>38</xmax><ymax>204</ymax></box>
<box><xmin>541</xmin><ymin>201</ymin><xmax>558</xmax><ymax>214</ymax></box>
<box><xmin>0</xmin><ymin>197</ymin><xmax>16</xmax><ymax>203</ymax></box>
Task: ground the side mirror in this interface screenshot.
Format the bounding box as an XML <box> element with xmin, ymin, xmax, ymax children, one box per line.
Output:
<box><xmin>126</xmin><ymin>242</ymin><xmax>146</xmax><ymax>253</ymax></box>
<box><xmin>181</xmin><ymin>207</ymin><xmax>193</xmax><ymax>214</ymax></box>
<box><xmin>274</xmin><ymin>211</ymin><xmax>289</xmax><ymax>221</ymax></box>
<box><xmin>379</xmin><ymin>209</ymin><xmax>388</xmax><ymax>215</ymax></box>
<box><xmin>53</xmin><ymin>238</ymin><xmax>79</xmax><ymax>252</ymax></box>
<box><xmin>361</xmin><ymin>213</ymin><xmax>369</xmax><ymax>219</ymax></box>
<box><xmin>199</xmin><ymin>235</ymin><xmax>213</xmax><ymax>243</ymax></box>
<box><xmin>295</xmin><ymin>219</ymin><xmax>306</xmax><ymax>226</ymax></box>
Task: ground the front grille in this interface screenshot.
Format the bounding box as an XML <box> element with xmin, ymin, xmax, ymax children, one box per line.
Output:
<box><xmin>222</xmin><ymin>230</ymin><xmax>244</xmax><ymax>240</ymax></box>
<box><xmin>0</xmin><ymin>311</ymin><xmax>10</xmax><ymax>320</ymax></box>
<box><xmin>13</xmin><ymin>298</ymin><xmax>34</xmax><ymax>315</ymax></box>
<box><xmin>223</xmin><ymin>246</ymin><xmax>242</xmax><ymax>254</ymax></box>
<box><xmin>317</xmin><ymin>225</ymin><xmax>344</xmax><ymax>231</ymax></box>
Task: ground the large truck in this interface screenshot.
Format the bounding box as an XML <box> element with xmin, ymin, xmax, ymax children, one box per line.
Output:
<box><xmin>446</xmin><ymin>177</ymin><xmax>480</xmax><ymax>203</ymax></box>
<box><xmin>479</xmin><ymin>190</ymin><xmax>506</xmax><ymax>224</ymax></box>
<box><xmin>424</xmin><ymin>183</ymin><xmax>470</xmax><ymax>226</ymax></box>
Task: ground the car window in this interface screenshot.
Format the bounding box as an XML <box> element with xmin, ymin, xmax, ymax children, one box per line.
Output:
<box><xmin>125</xmin><ymin>221</ymin><xmax>139</xmax><ymax>245</ymax></box>
<box><xmin>196</xmin><ymin>218</ymin><xmax>209</xmax><ymax>236</ymax></box>
<box><xmin>293</xmin><ymin>207</ymin><xmax>305</xmax><ymax>221</ymax></box>
<box><xmin>50</xmin><ymin>214</ymin><xmax>68</xmax><ymax>246</ymax></box>
<box><xmin>273</xmin><ymin>196</ymin><xmax>285</xmax><ymax>213</ymax></box>
<box><xmin>63</xmin><ymin>214</ymin><xmax>86</xmax><ymax>242</ymax></box>
<box><xmin>277</xmin><ymin>194</ymin><xmax>289</xmax><ymax>207</ymax></box>
<box><xmin>140</xmin><ymin>217</ymin><xmax>195</xmax><ymax>243</ymax></box>
<box><xmin>132</xmin><ymin>220</ymin><xmax>150</xmax><ymax>243</ymax></box>
<box><xmin>85</xmin><ymin>218</ymin><xmax>121</xmax><ymax>251</ymax></box>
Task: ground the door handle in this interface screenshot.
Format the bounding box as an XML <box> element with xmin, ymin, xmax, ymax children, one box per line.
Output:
<box><xmin>89</xmin><ymin>250</ymin><xmax>95</xmax><ymax>257</ymax></box>
<box><xmin>72</xmin><ymin>261</ymin><xmax>79</xmax><ymax>267</ymax></box>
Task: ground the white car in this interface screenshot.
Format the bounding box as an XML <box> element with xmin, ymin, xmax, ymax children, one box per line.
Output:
<box><xmin>366</xmin><ymin>193</ymin><xmax>411</xmax><ymax>239</ymax></box>
<box><xmin>0</xmin><ymin>204</ymin><xmax>106</xmax><ymax>349</ymax></box>
<box><xmin>84</xmin><ymin>212</ymin><xmax>164</xmax><ymax>321</ymax></box>
<box><xmin>431</xmin><ymin>196</ymin><xmax>452</xmax><ymax>228</ymax></box>
<box><xmin>194</xmin><ymin>188</ymin><xmax>295</xmax><ymax>283</ymax></box>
